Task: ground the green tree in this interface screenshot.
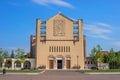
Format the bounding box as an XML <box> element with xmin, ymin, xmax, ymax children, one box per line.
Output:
<box><xmin>15</xmin><ymin>48</ymin><xmax>26</xmax><ymax>63</ymax></box>
<box><xmin>114</xmin><ymin>51</ymin><xmax>120</xmax><ymax>69</ymax></box>
<box><xmin>90</xmin><ymin>44</ymin><xmax>103</xmax><ymax>63</ymax></box>
<box><xmin>96</xmin><ymin>44</ymin><xmax>104</xmax><ymax>63</ymax></box>
<box><xmin>108</xmin><ymin>48</ymin><xmax>116</xmax><ymax>69</ymax></box>
<box><xmin>90</xmin><ymin>47</ymin><xmax>98</xmax><ymax>63</ymax></box>
<box><xmin>0</xmin><ymin>48</ymin><xmax>4</xmax><ymax>63</ymax></box>
<box><xmin>3</xmin><ymin>50</ymin><xmax>9</xmax><ymax>58</ymax></box>
<box><xmin>10</xmin><ymin>49</ymin><xmax>15</xmax><ymax>58</ymax></box>
<box><xmin>96</xmin><ymin>44</ymin><xmax>102</xmax><ymax>53</ymax></box>
<box><xmin>90</xmin><ymin>44</ymin><xmax>105</xmax><ymax>69</ymax></box>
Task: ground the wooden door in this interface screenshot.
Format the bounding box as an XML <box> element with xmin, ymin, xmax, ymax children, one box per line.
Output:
<box><xmin>49</xmin><ymin>60</ymin><xmax>54</xmax><ymax>69</ymax></box>
<box><xmin>66</xmin><ymin>60</ymin><xmax>70</xmax><ymax>69</ymax></box>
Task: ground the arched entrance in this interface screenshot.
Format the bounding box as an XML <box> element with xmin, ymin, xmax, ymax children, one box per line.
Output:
<box><xmin>5</xmin><ymin>60</ymin><xmax>12</xmax><ymax>69</ymax></box>
<box><xmin>65</xmin><ymin>55</ymin><xmax>71</xmax><ymax>69</ymax></box>
<box><xmin>14</xmin><ymin>60</ymin><xmax>21</xmax><ymax>68</ymax></box>
<box><xmin>57</xmin><ymin>60</ymin><xmax>62</xmax><ymax>69</ymax></box>
<box><xmin>48</xmin><ymin>55</ymin><xmax>55</xmax><ymax>69</ymax></box>
<box><xmin>57</xmin><ymin>55</ymin><xmax>63</xmax><ymax>69</ymax></box>
<box><xmin>24</xmin><ymin>61</ymin><xmax>31</xmax><ymax>69</ymax></box>
<box><xmin>0</xmin><ymin>62</ymin><xmax>2</xmax><ymax>68</ymax></box>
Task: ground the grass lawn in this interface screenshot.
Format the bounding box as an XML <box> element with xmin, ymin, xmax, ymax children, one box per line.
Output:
<box><xmin>0</xmin><ymin>70</ymin><xmax>42</xmax><ymax>73</ymax></box>
<box><xmin>80</xmin><ymin>69</ymin><xmax>120</xmax><ymax>73</ymax></box>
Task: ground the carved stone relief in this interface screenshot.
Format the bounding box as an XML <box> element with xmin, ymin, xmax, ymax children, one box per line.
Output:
<box><xmin>53</xmin><ymin>20</ymin><xmax>65</xmax><ymax>36</ymax></box>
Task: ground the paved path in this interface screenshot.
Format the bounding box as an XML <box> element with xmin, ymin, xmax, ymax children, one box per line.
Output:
<box><xmin>0</xmin><ymin>70</ymin><xmax>120</xmax><ymax>80</ymax></box>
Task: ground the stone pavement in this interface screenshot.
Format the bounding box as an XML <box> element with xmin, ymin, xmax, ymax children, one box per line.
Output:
<box><xmin>0</xmin><ymin>70</ymin><xmax>120</xmax><ymax>80</ymax></box>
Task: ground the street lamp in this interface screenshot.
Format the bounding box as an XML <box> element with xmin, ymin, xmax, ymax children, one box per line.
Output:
<box><xmin>77</xmin><ymin>56</ymin><xmax>79</xmax><ymax>70</ymax></box>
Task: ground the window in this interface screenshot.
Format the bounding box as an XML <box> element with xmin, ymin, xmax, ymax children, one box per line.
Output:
<box><xmin>49</xmin><ymin>46</ymin><xmax>51</xmax><ymax>52</ymax></box>
<box><xmin>59</xmin><ymin>46</ymin><xmax>60</xmax><ymax>52</ymax></box>
<box><xmin>52</xmin><ymin>46</ymin><xmax>53</xmax><ymax>52</ymax></box>
<box><xmin>49</xmin><ymin>46</ymin><xmax>71</xmax><ymax>52</ymax></box>
<box><xmin>61</xmin><ymin>46</ymin><xmax>63</xmax><ymax>52</ymax></box>
<box><xmin>54</xmin><ymin>46</ymin><xmax>56</xmax><ymax>52</ymax></box>
<box><xmin>66</xmin><ymin>46</ymin><xmax>68</xmax><ymax>52</ymax></box>
<box><xmin>57</xmin><ymin>46</ymin><xmax>58</xmax><ymax>52</ymax></box>
<box><xmin>64</xmin><ymin>46</ymin><xmax>66</xmax><ymax>52</ymax></box>
<box><xmin>69</xmin><ymin>46</ymin><xmax>70</xmax><ymax>52</ymax></box>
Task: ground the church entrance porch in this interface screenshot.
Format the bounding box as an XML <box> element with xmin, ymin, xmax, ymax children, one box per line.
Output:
<box><xmin>57</xmin><ymin>60</ymin><xmax>62</xmax><ymax>69</ymax></box>
<box><xmin>66</xmin><ymin>60</ymin><xmax>70</xmax><ymax>69</ymax></box>
<box><xmin>48</xmin><ymin>55</ymin><xmax>71</xmax><ymax>70</ymax></box>
<box><xmin>49</xmin><ymin>60</ymin><xmax>54</xmax><ymax>69</ymax></box>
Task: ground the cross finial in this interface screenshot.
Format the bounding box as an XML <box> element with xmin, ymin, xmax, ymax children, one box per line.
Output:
<box><xmin>58</xmin><ymin>11</ymin><xmax>61</xmax><ymax>14</ymax></box>
<box><xmin>58</xmin><ymin>8</ymin><xmax>61</xmax><ymax>14</ymax></box>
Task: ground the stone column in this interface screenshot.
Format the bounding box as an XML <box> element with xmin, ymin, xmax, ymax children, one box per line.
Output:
<box><xmin>21</xmin><ymin>63</ymin><xmax>24</xmax><ymax>69</ymax></box>
<box><xmin>54</xmin><ymin>58</ymin><xmax>57</xmax><ymax>69</ymax></box>
<box><xmin>2</xmin><ymin>59</ymin><xmax>6</xmax><ymax>69</ymax></box>
<box><xmin>62</xmin><ymin>58</ymin><xmax>66</xmax><ymax>69</ymax></box>
<box><xmin>63</xmin><ymin>58</ymin><xmax>66</xmax><ymax>69</ymax></box>
<box><xmin>2</xmin><ymin>62</ymin><xmax>5</xmax><ymax>69</ymax></box>
<box><xmin>11</xmin><ymin>59</ymin><xmax>14</xmax><ymax>70</ymax></box>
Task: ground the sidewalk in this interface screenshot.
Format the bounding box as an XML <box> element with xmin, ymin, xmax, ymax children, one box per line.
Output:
<box><xmin>86</xmin><ymin>72</ymin><xmax>120</xmax><ymax>74</ymax></box>
<box><xmin>0</xmin><ymin>70</ymin><xmax>45</xmax><ymax>75</ymax></box>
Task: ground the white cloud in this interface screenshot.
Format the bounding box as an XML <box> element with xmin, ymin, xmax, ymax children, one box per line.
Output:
<box><xmin>32</xmin><ymin>0</ymin><xmax>74</xmax><ymax>8</ymax></box>
<box><xmin>84</xmin><ymin>24</ymin><xmax>111</xmax><ymax>35</ymax></box>
<box><xmin>96</xmin><ymin>22</ymin><xmax>111</xmax><ymax>28</ymax></box>
<box><xmin>84</xmin><ymin>22</ymin><xmax>112</xmax><ymax>40</ymax></box>
<box><xmin>113</xmin><ymin>41</ymin><xmax>120</xmax><ymax>47</ymax></box>
<box><xmin>88</xmin><ymin>35</ymin><xmax>111</xmax><ymax>40</ymax></box>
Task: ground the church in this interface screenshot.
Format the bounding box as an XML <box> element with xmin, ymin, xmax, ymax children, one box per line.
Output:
<box><xmin>0</xmin><ymin>13</ymin><xmax>109</xmax><ymax>70</ymax></box>
<box><xmin>30</xmin><ymin>13</ymin><xmax>86</xmax><ymax>70</ymax></box>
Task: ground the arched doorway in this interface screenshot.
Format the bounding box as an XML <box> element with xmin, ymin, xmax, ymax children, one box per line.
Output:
<box><xmin>57</xmin><ymin>55</ymin><xmax>63</xmax><ymax>69</ymax></box>
<box><xmin>0</xmin><ymin>62</ymin><xmax>2</xmax><ymax>68</ymax></box>
<box><xmin>48</xmin><ymin>55</ymin><xmax>55</xmax><ymax>69</ymax></box>
<box><xmin>24</xmin><ymin>61</ymin><xmax>31</xmax><ymax>69</ymax></box>
<box><xmin>14</xmin><ymin>60</ymin><xmax>21</xmax><ymax>68</ymax></box>
<box><xmin>65</xmin><ymin>55</ymin><xmax>71</xmax><ymax>69</ymax></box>
<box><xmin>5</xmin><ymin>60</ymin><xmax>12</xmax><ymax>69</ymax></box>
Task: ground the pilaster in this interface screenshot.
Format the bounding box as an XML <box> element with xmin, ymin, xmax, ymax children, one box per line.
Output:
<box><xmin>36</xmin><ymin>19</ymin><xmax>41</xmax><ymax>68</ymax></box>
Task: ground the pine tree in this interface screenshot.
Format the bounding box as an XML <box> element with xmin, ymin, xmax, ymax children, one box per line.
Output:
<box><xmin>11</xmin><ymin>49</ymin><xmax>15</xmax><ymax>58</ymax></box>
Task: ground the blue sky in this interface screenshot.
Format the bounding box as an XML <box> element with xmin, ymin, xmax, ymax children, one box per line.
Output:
<box><xmin>0</xmin><ymin>0</ymin><xmax>120</xmax><ymax>56</ymax></box>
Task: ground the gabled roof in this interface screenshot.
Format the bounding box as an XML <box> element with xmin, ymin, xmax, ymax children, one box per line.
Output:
<box><xmin>46</xmin><ymin>12</ymin><xmax>74</xmax><ymax>22</ymax></box>
<box><xmin>58</xmin><ymin>13</ymin><xmax>73</xmax><ymax>21</ymax></box>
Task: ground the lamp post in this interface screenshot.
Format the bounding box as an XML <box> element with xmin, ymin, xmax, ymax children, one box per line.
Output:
<box><xmin>77</xmin><ymin>56</ymin><xmax>79</xmax><ymax>70</ymax></box>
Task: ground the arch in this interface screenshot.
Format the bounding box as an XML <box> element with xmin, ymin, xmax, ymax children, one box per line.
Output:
<box><xmin>57</xmin><ymin>55</ymin><xmax>63</xmax><ymax>58</ymax></box>
<box><xmin>48</xmin><ymin>55</ymin><xmax>55</xmax><ymax>58</ymax></box>
<box><xmin>0</xmin><ymin>62</ymin><xmax>2</xmax><ymax>68</ymax></box>
<box><xmin>65</xmin><ymin>55</ymin><xmax>71</xmax><ymax>58</ymax></box>
<box><xmin>5</xmin><ymin>60</ymin><xmax>12</xmax><ymax>68</ymax></box>
<box><xmin>48</xmin><ymin>55</ymin><xmax>55</xmax><ymax>60</ymax></box>
<box><xmin>23</xmin><ymin>61</ymin><xmax>31</xmax><ymax>69</ymax></box>
<box><xmin>14</xmin><ymin>60</ymin><xmax>21</xmax><ymax>68</ymax></box>
<box><xmin>65</xmin><ymin>55</ymin><xmax>71</xmax><ymax>60</ymax></box>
